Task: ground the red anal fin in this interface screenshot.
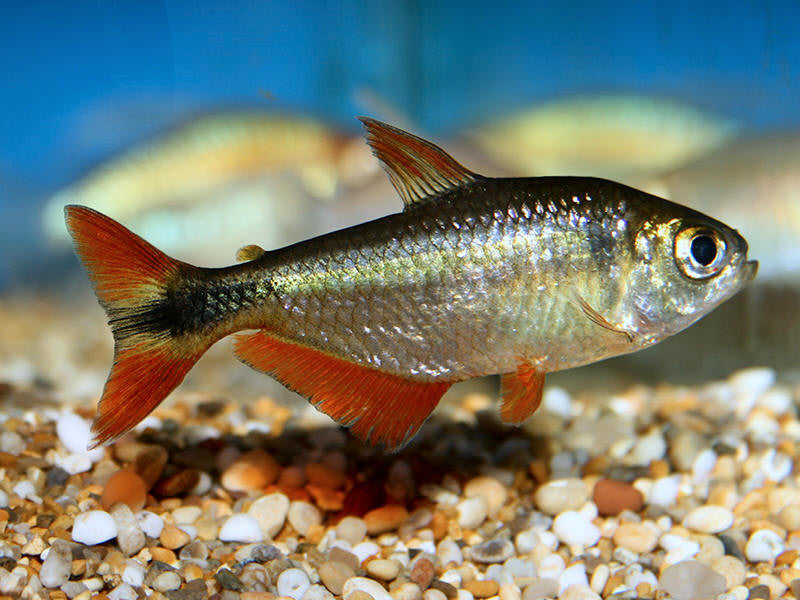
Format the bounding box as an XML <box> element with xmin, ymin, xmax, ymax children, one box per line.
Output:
<box><xmin>499</xmin><ymin>363</ymin><xmax>546</xmax><ymax>425</ymax></box>
<box><xmin>234</xmin><ymin>330</ymin><xmax>451</xmax><ymax>452</ymax></box>
<box><xmin>358</xmin><ymin>117</ymin><xmax>478</xmax><ymax>207</ymax></box>
<box><xmin>91</xmin><ymin>343</ymin><xmax>202</xmax><ymax>448</ymax></box>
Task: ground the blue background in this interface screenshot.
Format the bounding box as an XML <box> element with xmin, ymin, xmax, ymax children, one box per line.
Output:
<box><xmin>2</xmin><ymin>0</ymin><xmax>800</xmax><ymax>287</ymax></box>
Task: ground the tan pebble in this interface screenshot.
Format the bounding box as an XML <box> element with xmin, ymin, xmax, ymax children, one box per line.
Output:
<box><xmin>602</xmin><ymin>573</ymin><xmax>624</xmax><ymax>596</ymax></box>
<box><xmin>533</xmin><ymin>478</ymin><xmax>588</xmax><ymax>515</ymax></box>
<box><xmin>306</xmin><ymin>522</ymin><xmax>326</xmax><ymax>544</ymax></box>
<box><xmin>422</xmin><ymin>589</ymin><xmax>447</xmax><ymax>600</ymax></box>
<box><xmin>391</xmin><ymin>582</ymin><xmax>422</xmax><ymax>600</ymax></box>
<box><xmin>589</xmin><ymin>565</ymin><xmax>609</xmax><ymax>594</ymax></box>
<box><xmin>183</xmin><ymin>563</ymin><xmax>203</xmax><ymax>581</ymax></box>
<box><xmin>221</xmin><ymin>449</ymin><xmax>280</xmax><ymax>492</ymax></box>
<box><xmin>463</xmin><ymin>580</ymin><xmax>499</xmax><ymax>598</ymax></box>
<box><xmin>410</xmin><ymin>558</ymin><xmax>434</xmax><ymax>589</ymax></box>
<box><xmin>349</xmin><ymin>591</ymin><xmax>377</xmax><ymax>600</ymax></box>
<box><xmin>778</xmin><ymin>505</ymin><xmax>800</xmax><ymax>531</ymax></box>
<box><xmin>337</xmin><ymin>516</ymin><xmax>368</xmax><ymax>545</ymax></box>
<box><xmin>634</xmin><ymin>582</ymin><xmax>651</xmax><ymax>597</ymax></box>
<box><xmin>464</xmin><ymin>476</ymin><xmax>508</xmax><ymax>516</ymax></box>
<box><xmin>364</xmin><ymin>505</ymin><xmax>409</xmax><ymax>535</ymax></box>
<box><xmin>694</xmin><ymin>534</ymin><xmax>725</xmax><ymax>564</ymax></box>
<box><xmin>560</xmin><ymin>584</ymin><xmax>600</xmax><ymax>600</ymax></box>
<box><xmin>613</xmin><ymin>522</ymin><xmax>657</xmax><ymax>554</ymax></box>
<box><xmin>319</xmin><ymin>560</ymin><xmax>355</xmax><ymax>595</ymax></box>
<box><xmin>758</xmin><ymin>573</ymin><xmax>787</xmax><ymax>597</ymax></box>
<box><xmin>649</xmin><ymin>459</ymin><xmax>670</xmax><ymax>478</ymax></box>
<box><xmin>431</xmin><ymin>512</ymin><xmax>448</xmax><ymax>541</ymax></box>
<box><xmin>779</xmin><ymin>568</ymin><xmax>800</xmax><ymax>586</ymax></box>
<box><xmin>132</xmin><ymin>445</ymin><xmax>168</xmax><ymax>490</ymax></box>
<box><xmin>241</xmin><ymin>593</ymin><xmax>278</xmax><ymax>600</ymax></box>
<box><xmin>498</xmin><ymin>583</ymin><xmax>521</xmax><ymax>600</ymax></box>
<box><xmin>305</xmin><ymin>462</ymin><xmax>346</xmax><ymax>489</ymax></box>
<box><xmin>593</xmin><ymin>479</ymin><xmax>643</xmax><ymax>516</ymax></box>
<box><xmin>150</xmin><ymin>547</ymin><xmax>177</xmax><ymax>563</ymax></box>
<box><xmin>160</xmin><ymin>524</ymin><xmax>191</xmax><ymax>550</ymax></box>
<box><xmin>777</xmin><ymin>549</ymin><xmax>799</xmax><ymax>566</ymax></box>
<box><xmin>366</xmin><ymin>559</ymin><xmax>402</xmax><ymax>581</ymax></box>
<box><xmin>329</xmin><ymin>547</ymin><xmax>361</xmax><ymax>571</ymax></box>
<box><xmin>100</xmin><ymin>470</ymin><xmax>147</xmax><ymax>511</ymax></box>
<box><xmin>194</xmin><ymin>516</ymin><xmax>218</xmax><ymax>541</ymax></box>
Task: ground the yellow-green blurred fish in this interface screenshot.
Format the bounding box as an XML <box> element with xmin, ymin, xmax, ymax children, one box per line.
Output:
<box><xmin>468</xmin><ymin>94</ymin><xmax>740</xmax><ymax>180</ymax></box>
<box><xmin>44</xmin><ymin>111</ymin><xmax>376</xmax><ymax>249</ymax></box>
<box><xmin>65</xmin><ymin>118</ymin><xmax>756</xmax><ymax>451</ymax></box>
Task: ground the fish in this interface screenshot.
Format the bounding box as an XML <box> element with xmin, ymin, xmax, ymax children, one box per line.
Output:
<box><xmin>43</xmin><ymin>111</ymin><xmax>378</xmax><ymax>252</ymax></box>
<box><xmin>64</xmin><ymin>118</ymin><xmax>757</xmax><ymax>452</ymax></box>
<box><xmin>467</xmin><ymin>94</ymin><xmax>740</xmax><ymax>180</ymax></box>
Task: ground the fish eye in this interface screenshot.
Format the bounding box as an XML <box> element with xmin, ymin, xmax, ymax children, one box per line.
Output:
<box><xmin>675</xmin><ymin>227</ymin><xmax>727</xmax><ymax>279</ymax></box>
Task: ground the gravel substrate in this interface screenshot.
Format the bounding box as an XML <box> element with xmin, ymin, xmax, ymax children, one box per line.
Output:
<box><xmin>0</xmin><ymin>355</ymin><xmax>799</xmax><ymax>600</ymax></box>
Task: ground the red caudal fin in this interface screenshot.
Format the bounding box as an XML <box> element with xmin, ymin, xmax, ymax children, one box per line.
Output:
<box><xmin>65</xmin><ymin>205</ymin><xmax>206</xmax><ymax>447</ymax></box>
<box><xmin>499</xmin><ymin>363</ymin><xmax>546</xmax><ymax>425</ymax></box>
<box><xmin>235</xmin><ymin>330</ymin><xmax>451</xmax><ymax>452</ymax></box>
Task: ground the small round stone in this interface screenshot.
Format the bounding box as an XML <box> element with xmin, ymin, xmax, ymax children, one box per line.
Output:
<box><xmin>221</xmin><ymin>449</ymin><xmax>280</xmax><ymax>492</ymax></box>
<box><xmin>277</xmin><ymin>567</ymin><xmax>311</xmax><ymax>600</ymax></box>
<box><xmin>393</xmin><ymin>582</ymin><xmax>424</xmax><ymax>600</ymax></box>
<box><xmin>613</xmin><ymin>522</ymin><xmax>657</xmax><ymax>554</ymax></box>
<box><xmin>658</xmin><ymin>560</ymin><xmax>726</xmax><ymax>600</ymax></box>
<box><xmin>470</xmin><ymin>537</ymin><xmax>515</xmax><ymax>563</ymax></box>
<box><xmin>464</xmin><ymin>580</ymin><xmax>500</xmax><ymax>599</ymax></box>
<box><xmin>219</xmin><ymin>514</ymin><xmax>264</xmax><ymax>543</ymax></box>
<box><xmin>649</xmin><ymin>476</ymin><xmax>680</xmax><ymax>506</ymax></box>
<box><xmin>248</xmin><ymin>492</ymin><xmax>290</xmax><ymax>539</ymax></box>
<box><xmin>593</xmin><ymin>479</ymin><xmax>643</xmax><ymax>516</ymax></box>
<box><xmin>456</xmin><ymin>496</ymin><xmax>489</xmax><ymax>530</ymax></box>
<box><xmin>160</xmin><ymin>524</ymin><xmax>191</xmax><ymax>549</ymax></box>
<box><xmin>72</xmin><ymin>510</ymin><xmax>118</xmax><ymax>545</ymax></box>
<box><xmin>39</xmin><ymin>539</ymin><xmax>72</xmax><ymax>588</ymax></box>
<box><xmin>745</xmin><ymin>529</ymin><xmax>784</xmax><ymax>562</ymax></box>
<box><xmin>683</xmin><ymin>506</ymin><xmax>734</xmax><ymax>534</ymax></box>
<box><xmin>709</xmin><ymin>555</ymin><xmax>746</xmax><ymax>589</ymax></box>
<box><xmin>288</xmin><ymin>500</ymin><xmax>322</xmax><ymax>536</ymax></box>
<box><xmin>410</xmin><ymin>557</ymin><xmax>435</xmax><ymax>589</ymax></box>
<box><xmin>109</xmin><ymin>503</ymin><xmax>146</xmax><ymax>556</ymax></box>
<box><xmin>343</xmin><ymin>576</ymin><xmax>394</xmax><ymax>600</ymax></box>
<box><xmin>437</xmin><ymin>538</ymin><xmax>463</xmax><ymax>566</ymax></box>
<box><xmin>423</xmin><ymin>589</ymin><xmax>447</xmax><ymax>600</ymax></box>
<box><xmin>336</xmin><ymin>516</ymin><xmax>368</xmax><ymax>545</ymax></box>
<box><xmin>552</xmin><ymin>511</ymin><xmax>600</xmax><ymax>547</ymax></box>
<box><xmin>777</xmin><ymin>505</ymin><xmax>800</xmax><ymax>531</ymax></box>
<box><xmin>464</xmin><ymin>476</ymin><xmax>508</xmax><ymax>515</ymax></box>
<box><xmin>152</xmin><ymin>571</ymin><xmax>181</xmax><ymax>592</ymax></box>
<box><xmin>533</xmin><ymin>479</ymin><xmax>589</xmax><ymax>516</ymax></box>
<box><xmin>522</xmin><ymin>579</ymin><xmax>559</xmax><ymax>600</ymax></box>
<box><xmin>101</xmin><ymin>470</ymin><xmax>148</xmax><ymax>511</ymax></box>
<box><xmin>366</xmin><ymin>558</ymin><xmax>402</xmax><ymax>581</ymax></box>
<box><xmin>364</xmin><ymin>504</ymin><xmax>409</xmax><ymax>535</ymax></box>
<box><xmin>136</xmin><ymin>510</ymin><xmax>164</xmax><ymax>538</ymax></box>
<box><xmin>319</xmin><ymin>561</ymin><xmax>356</xmax><ymax>595</ymax></box>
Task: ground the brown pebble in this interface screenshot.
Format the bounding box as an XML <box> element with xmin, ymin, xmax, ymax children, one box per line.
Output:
<box><xmin>153</xmin><ymin>469</ymin><xmax>200</xmax><ymax>497</ymax></box>
<box><xmin>160</xmin><ymin>524</ymin><xmax>191</xmax><ymax>550</ymax></box>
<box><xmin>593</xmin><ymin>478</ymin><xmax>643</xmax><ymax>516</ymax></box>
<box><xmin>100</xmin><ymin>470</ymin><xmax>147</xmax><ymax>511</ymax></box>
<box><xmin>306</xmin><ymin>483</ymin><xmax>345</xmax><ymax>511</ymax></box>
<box><xmin>364</xmin><ymin>504</ymin><xmax>409</xmax><ymax>535</ymax></box>
<box><xmin>430</xmin><ymin>580</ymin><xmax>458</xmax><ymax>599</ymax></box>
<box><xmin>133</xmin><ymin>445</ymin><xmax>168</xmax><ymax>490</ymax></box>
<box><xmin>410</xmin><ymin>558</ymin><xmax>435</xmax><ymax>590</ymax></box>
<box><xmin>431</xmin><ymin>511</ymin><xmax>448</xmax><ymax>541</ymax></box>
<box><xmin>150</xmin><ymin>547</ymin><xmax>177</xmax><ymax>563</ymax></box>
<box><xmin>319</xmin><ymin>560</ymin><xmax>355</xmax><ymax>595</ymax></box>
<box><xmin>278</xmin><ymin>465</ymin><xmax>306</xmax><ymax>488</ymax></box>
<box><xmin>221</xmin><ymin>449</ymin><xmax>280</xmax><ymax>492</ymax></box>
<box><xmin>464</xmin><ymin>580</ymin><xmax>500</xmax><ymax>598</ymax></box>
<box><xmin>305</xmin><ymin>462</ymin><xmax>346</xmax><ymax>489</ymax></box>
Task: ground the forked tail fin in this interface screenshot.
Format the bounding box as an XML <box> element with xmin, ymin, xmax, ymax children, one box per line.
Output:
<box><xmin>65</xmin><ymin>205</ymin><xmax>207</xmax><ymax>448</ymax></box>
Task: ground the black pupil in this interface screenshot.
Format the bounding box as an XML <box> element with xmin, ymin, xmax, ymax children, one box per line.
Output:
<box><xmin>690</xmin><ymin>235</ymin><xmax>717</xmax><ymax>266</ymax></box>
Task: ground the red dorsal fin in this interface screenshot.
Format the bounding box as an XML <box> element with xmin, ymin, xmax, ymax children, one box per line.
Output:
<box><xmin>234</xmin><ymin>330</ymin><xmax>451</xmax><ymax>451</ymax></box>
<box><xmin>358</xmin><ymin>117</ymin><xmax>478</xmax><ymax>207</ymax></box>
<box><xmin>499</xmin><ymin>363</ymin><xmax>546</xmax><ymax>424</ymax></box>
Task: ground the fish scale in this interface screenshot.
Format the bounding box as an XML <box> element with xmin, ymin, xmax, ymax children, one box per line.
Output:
<box><xmin>65</xmin><ymin>117</ymin><xmax>756</xmax><ymax>451</ymax></box>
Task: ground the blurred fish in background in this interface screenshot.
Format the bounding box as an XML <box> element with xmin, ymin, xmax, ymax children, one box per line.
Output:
<box><xmin>466</xmin><ymin>94</ymin><xmax>741</xmax><ymax>181</ymax></box>
<box><xmin>41</xmin><ymin>111</ymin><xmax>380</xmax><ymax>264</ymax></box>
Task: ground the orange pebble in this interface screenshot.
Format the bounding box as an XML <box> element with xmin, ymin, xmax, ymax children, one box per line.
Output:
<box><xmin>101</xmin><ymin>470</ymin><xmax>147</xmax><ymax>511</ymax></box>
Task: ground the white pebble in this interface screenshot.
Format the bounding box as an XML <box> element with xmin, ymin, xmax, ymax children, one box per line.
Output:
<box><xmin>136</xmin><ymin>511</ymin><xmax>164</xmax><ymax>538</ymax></box>
<box><xmin>543</xmin><ymin>386</ymin><xmax>572</xmax><ymax>417</ymax></box>
<box><xmin>249</xmin><ymin>492</ymin><xmax>290</xmax><ymax>539</ymax></box>
<box><xmin>630</xmin><ymin>431</ymin><xmax>666</xmax><ymax>465</ymax></box>
<box><xmin>456</xmin><ymin>496</ymin><xmax>489</xmax><ymax>529</ymax></box>
<box><xmin>649</xmin><ymin>476</ymin><xmax>680</xmax><ymax>506</ymax></box>
<box><xmin>122</xmin><ymin>562</ymin><xmax>145</xmax><ymax>587</ymax></box>
<box><xmin>457</xmin><ymin>591</ymin><xmax>473</xmax><ymax>600</ymax></box>
<box><xmin>278</xmin><ymin>567</ymin><xmax>311</xmax><ymax>600</ymax></box>
<box><xmin>552</xmin><ymin>511</ymin><xmax>600</xmax><ymax>548</ymax></box>
<box><xmin>745</xmin><ymin>529</ymin><xmax>784</xmax><ymax>562</ymax></box>
<box><xmin>343</xmin><ymin>576</ymin><xmax>394</xmax><ymax>600</ymax></box>
<box><xmin>692</xmin><ymin>449</ymin><xmax>717</xmax><ymax>484</ymax></box>
<box><xmin>72</xmin><ymin>510</ymin><xmax>118</xmax><ymax>545</ymax></box>
<box><xmin>108</xmin><ymin>583</ymin><xmax>138</xmax><ymax>600</ymax></box>
<box><xmin>558</xmin><ymin>563</ymin><xmax>588</xmax><ymax>593</ymax></box>
<box><xmin>683</xmin><ymin>506</ymin><xmax>734</xmax><ymax>533</ymax></box>
<box><xmin>56</xmin><ymin>412</ymin><xmax>104</xmax><ymax>461</ymax></box>
<box><xmin>515</xmin><ymin>528</ymin><xmax>539</xmax><ymax>554</ymax></box>
<box><xmin>759</xmin><ymin>449</ymin><xmax>793</xmax><ymax>482</ymax></box>
<box><xmin>152</xmin><ymin>571</ymin><xmax>181</xmax><ymax>592</ymax></box>
<box><xmin>352</xmin><ymin>541</ymin><xmax>381</xmax><ymax>563</ymax></box>
<box><xmin>172</xmin><ymin>506</ymin><xmax>202</xmax><ymax>524</ymax></box>
<box><xmin>12</xmin><ymin>480</ymin><xmax>36</xmax><ymax>501</ymax></box>
<box><xmin>0</xmin><ymin>431</ymin><xmax>24</xmax><ymax>455</ymax></box>
<box><xmin>190</xmin><ymin>471</ymin><xmax>213</xmax><ymax>496</ymax></box>
<box><xmin>219</xmin><ymin>514</ymin><xmax>263</xmax><ymax>543</ymax></box>
<box><xmin>288</xmin><ymin>500</ymin><xmax>322</xmax><ymax>536</ymax></box>
<box><xmin>537</xmin><ymin>553</ymin><xmax>565</xmax><ymax>580</ymax></box>
<box><xmin>0</xmin><ymin>490</ymin><xmax>7</xmax><ymax>508</ymax></box>
<box><xmin>437</xmin><ymin>539</ymin><xmax>463</xmax><ymax>566</ymax></box>
<box><xmin>589</xmin><ymin>564</ymin><xmax>609</xmax><ymax>594</ymax></box>
<box><xmin>660</xmin><ymin>533</ymin><xmax>700</xmax><ymax>556</ymax></box>
<box><xmin>39</xmin><ymin>539</ymin><xmax>71</xmax><ymax>588</ymax></box>
<box><xmin>53</xmin><ymin>452</ymin><xmax>92</xmax><ymax>475</ymax></box>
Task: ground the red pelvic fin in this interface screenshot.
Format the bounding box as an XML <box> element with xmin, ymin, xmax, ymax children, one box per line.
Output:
<box><xmin>235</xmin><ymin>330</ymin><xmax>451</xmax><ymax>452</ymax></box>
<box><xmin>358</xmin><ymin>117</ymin><xmax>478</xmax><ymax>207</ymax></box>
<box><xmin>499</xmin><ymin>363</ymin><xmax>546</xmax><ymax>425</ymax></box>
<box><xmin>91</xmin><ymin>344</ymin><xmax>201</xmax><ymax>448</ymax></box>
<box><xmin>65</xmin><ymin>205</ymin><xmax>206</xmax><ymax>447</ymax></box>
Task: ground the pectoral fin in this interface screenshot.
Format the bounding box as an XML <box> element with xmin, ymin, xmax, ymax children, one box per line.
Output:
<box><xmin>234</xmin><ymin>330</ymin><xmax>451</xmax><ymax>452</ymax></box>
<box><xmin>576</xmin><ymin>295</ymin><xmax>634</xmax><ymax>343</ymax></box>
<box><xmin>499</xmin><ymin>363</ymin><xmax>546</xmax><ymax>424</ymax></box>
